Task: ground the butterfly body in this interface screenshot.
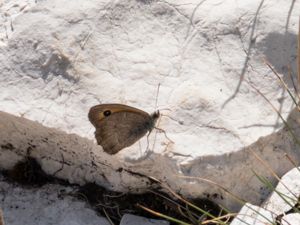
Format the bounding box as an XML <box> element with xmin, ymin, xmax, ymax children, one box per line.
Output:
<box><xmin>88</xmin><ymin>104</ymin><xmax>159</xmax><ymax>154</ymax></box>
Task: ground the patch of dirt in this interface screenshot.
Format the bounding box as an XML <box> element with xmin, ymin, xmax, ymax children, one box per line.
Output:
<box><xmin>1</xmin><ymin>157</ymin><xmax>228</xmax><ymax>225</ymax></box>
<box><xmin>3</xmin><ymin>157</ymin><xmax>54</xmax><ymax>186</ymax></box>
<box><xmin>76</xmin><ymin>183</ymin><xmax>226</xmax><ymax>224</ymax></box>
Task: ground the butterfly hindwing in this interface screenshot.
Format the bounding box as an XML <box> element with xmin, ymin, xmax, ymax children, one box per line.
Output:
<box><xmin>89</xmin><ymin>106</ymin><xmax>154</xmax><ymax>154</ymax></box>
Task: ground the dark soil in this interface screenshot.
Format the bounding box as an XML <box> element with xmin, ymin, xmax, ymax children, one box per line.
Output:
<box><xmin>3</xmin><ymin>157</ymin><xmax>55</xmax><ymax>186</ymax></box>
<box><xmin>2</xmin><ymin>157</ymin><xmax>229</xmax><ymax>225</ymax></box>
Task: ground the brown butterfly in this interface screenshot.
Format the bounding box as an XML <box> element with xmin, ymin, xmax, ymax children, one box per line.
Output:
<box><xmin>88</xmin><ymin>104</ymin><xmax>160</xmax><ymax>154</ymax></box>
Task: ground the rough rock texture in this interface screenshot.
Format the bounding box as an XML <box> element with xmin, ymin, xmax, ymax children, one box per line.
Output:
<box><xmin>281</xmin><ymin>214</ymin><xmax>300</xmax><ymax>225</ymax></box>
<box><xmin>0</xmin><ymin>111</ymin><xmax>178</xmax><ymax>191</ymax></box>
<box><xmin>263</xmin><ymin>167</ymin><xmax>300</xmax><ymax>215</ymax></box>
<box><xmin>0</xmin><ymin>174</ymin><xmax>110</xmax><ymax>225</ymax></box>
<box><xmin>230</xmin><ymin>203</ymin><xmax>275</xmax><ymax>225</ymax></box>
<box><xmin>231</xmin><ymin>166</ymin><xmax>300</xmax><ymax>225</ymax></box>
<box><xmin>1</xmin><ymin>0</ymin><xmax>300</xmax><ymax>212</ymax></box>
<box><xmin>2</xmin><ymin>107</ymin><xmax>300</xmax><ymax>212</ymax></box>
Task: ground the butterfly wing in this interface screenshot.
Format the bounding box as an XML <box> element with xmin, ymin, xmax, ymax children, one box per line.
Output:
<box><xmin>94</xmin><ymin>111</ymin><xmax>153</xmax><ymax>154</ymax></box>
<box><xmin>88</xmin><ymin>104</ymin><xmax>155</xmax><ymax>154</ymax></box>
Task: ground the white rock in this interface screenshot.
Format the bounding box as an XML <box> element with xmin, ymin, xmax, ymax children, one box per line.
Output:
<box><xmin>232</xmin><ymin>166</ymin><xmax>300</xmax><ymax>224</ymax></box>
<box><xmin>230</xmin><ymin>203</ymin><xmax>275</xmax><ymax>225</ymax></box>
<box><xmin>1</xmin><ymin>0</ymin><xmax>300</xmax><ymax>211</ymax></box>
<box><xmin>0</xmin><ymin>175</ymin><xmax>110</xmax><ymax>225</ymax></box>
<box><xmin>120</xmin><ymin>214</ymin><xmax>169</xmax><ymax>225</ymax></box>
<box><xmin>281</xmin><ymin>213</ymin><xmax>300</xmax><ymax>225</ymax></box>
<box><xmin>263</xmin><ymin>167</ymin><xmax>300</xmax><ymax>215</ymax></box>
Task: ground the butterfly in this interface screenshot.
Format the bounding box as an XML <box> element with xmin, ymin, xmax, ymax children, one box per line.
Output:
<box><xmin>88</xmin><ymin>104</ymin><xmax>160</xmax><ymax>154</ymax></box>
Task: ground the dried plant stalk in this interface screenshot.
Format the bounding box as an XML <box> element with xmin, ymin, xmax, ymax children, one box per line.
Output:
<box><xmin>298</xmin><ymin>17</ymin><xmax>300</xmax><ymax>88</ymax></box>
<box><xmin>0</xmin><ymin>209</ymin><xmax>5</xmax><ymax>225</ymax></box>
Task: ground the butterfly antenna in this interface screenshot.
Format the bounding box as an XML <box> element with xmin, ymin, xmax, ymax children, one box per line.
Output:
<box><xmin>154</xmin><ymin>83</ymin><xmax>160</xmax><ymax>111</ymax></box>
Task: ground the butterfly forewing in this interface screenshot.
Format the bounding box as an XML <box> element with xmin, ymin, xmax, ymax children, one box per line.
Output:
<box><xmin>88</xmin><ymin>104</ymin><xmax>156</xmax><ymax>154</ymax></box>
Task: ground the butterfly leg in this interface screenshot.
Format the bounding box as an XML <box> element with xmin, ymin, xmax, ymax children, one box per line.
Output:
<box><xmin>154</xmin><ymin>127</ymin><xmax>174</xmax><ymax>143</ymax></box>
<box><xmin>145</xmin><ymin>131</ymin><xmax>152</xmax><ymax>154</ymax></box>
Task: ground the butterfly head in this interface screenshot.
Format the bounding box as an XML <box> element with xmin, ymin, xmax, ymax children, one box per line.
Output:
<box><xmin>151</xmin><ymin>110</ymin><xmax>160</xmax><ymax>123</ymax></box>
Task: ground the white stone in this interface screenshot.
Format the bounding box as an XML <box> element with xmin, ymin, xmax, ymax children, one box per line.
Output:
<box><xmin>0</xmin><ymin>175</ymin><xmax>110</xmax><ymax>225</ymax></box>
<box><xmin>1</xmin><ymin>0</ymin><xmax>300</xmax><ymax>212</ymax></box>
<box><xmin>232</xmin><ymin>167</ymin><xmax>300</xmax><ymax>224</ymax></box>
<box><xmin>230</xmin><ymin>203</ymin><xmax>275</xmax><ymax>225</ymax></box>
<box><xmin>282</xmin><ymin>213</ymin><xmax>300</xmax><ymax>225</ymax></box>
<box><xmin>263</xmin><ymin>167</ymin><xmax>300</xmax><ymax>215</ymax></box>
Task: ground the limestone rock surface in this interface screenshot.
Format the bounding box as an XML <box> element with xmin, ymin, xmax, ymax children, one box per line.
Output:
<box><xmin>1</xmin><ymin>0</ymin><xmax>300</xmax><ymax>212</ymax></box>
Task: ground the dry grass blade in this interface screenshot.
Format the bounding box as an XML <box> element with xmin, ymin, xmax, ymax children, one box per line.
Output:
<box><xmin>284</xmin><ymin>154</ymin><xmax>300</xmax><ymax>174</ymax></box>
<box><xmin>137</xmin><ymin>204</ymin><xmax>191</xmax><ymax>225</ymax></box>
<box><xmin>0</xmin><ymin>209</ymin><xmax>5</xmax><ymax>225</ymax></box>
<box><xmin>285</xmin><ymin>153</ymin><xmax>298</xmax><ymax>167</ymax></box>
<box><xmin>248</xmin><ymin>149</ymin><xmax>298</xmax><ymax>199</ymax></box>
<box><xmin>102</xmin><ymin>208</ymin><xmax>115</xmax><ymax>225</ymax></box>
<box><xmin>177</xmin><ymin>176</ymin><xmax>276</xmax><ymax>225</ymax></box>
<box><xmin>287</xmin><ymin>65</ymin><xmax>299</xmax><ymax>100</ymax></box>
<box><xmin>202</xmin><ymin>213</ymin><xmax>236</xmax><ymax>225</ymax></box>
<box><xmin>148</xmin><ymin>190</ymin><xmax>200</xmax><ymax>219</ymax></box>
<box><xmin>146</xmin><ymin>176</ymin><xmax>229</xmax><ymax>224</ymax></box>
<box><xmin>253</xmin><ymin>170</ymin><xmax>298</xmax><ymax>212</ymax></box>
<box><xmin>297</xmin><ymin>17</ymin><xmax>300</xmax><ymax>87</ymax></box>
<box><xmin>177</xmin><ymin>176</ymin><xmax>246</xmax><ymax>205</ymax></box>
<box><xmin>250</xmin><ymin>83</ymin><xmax>300</xmax><ymax>146</ymax></box>
<box><xmin>264</xmin><ymin>60</ymin><xmax>299</xmax><ymax>110</ymax></box>
<box><xmin>249</xmin><ymin>149</ymin><xmax>280</xmax><ymax>181</ymax></box>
